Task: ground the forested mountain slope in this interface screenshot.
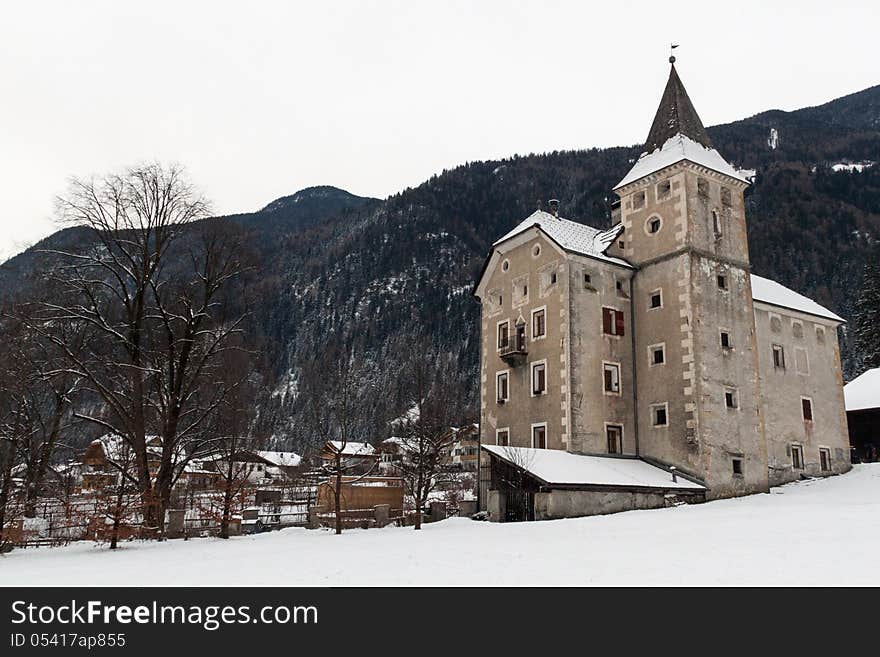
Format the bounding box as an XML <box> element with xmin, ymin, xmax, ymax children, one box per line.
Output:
<box><xmin>3</xmin><ymin>85</ymin><xmax>878</xmax><ymax>452</ymax></box>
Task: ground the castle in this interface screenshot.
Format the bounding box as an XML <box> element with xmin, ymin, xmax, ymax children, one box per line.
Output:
<box><xmin>474</xmin><ymin>60</ymin><xmax>851</xmax><ymax>521</ymax></box>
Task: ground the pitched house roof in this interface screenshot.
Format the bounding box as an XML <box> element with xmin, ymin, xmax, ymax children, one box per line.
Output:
<box><xmin>255</xmin><ymin>450</ymin><xmax>302</xmax><ymax>468</ymax></box>
<box><xmin>844</xmin><ymin>368</ymin><xmax>880</xmax><ymax>412</ymax></box>
<box><xmin>327</xmin><ymin>441</ymin><xmax>376</xmax><ymax>457</ymax></box>
<box><xmin>615</xmin><ymin>63</ymin><xmax>749</xmax><ymax>189</ymax></box>
<box><xmin>750</xmin><ymin>274</ymin><xmax>844</xmax><ymax>323</ymax></box>
<box><xmin>482</xmin><ymin>445</ymin><xmax>705</xmax><ymax>491</ymax></box>
<box><xmin>492</xmin><ymin>210</ymin><xmax>630</xmax><ymax>267</ymax></box>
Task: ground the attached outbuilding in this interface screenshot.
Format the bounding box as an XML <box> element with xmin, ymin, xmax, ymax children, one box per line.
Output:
<box><xmin>844</xmin><ymin>368</ymin><xmax>880</xmax><ymax>462</ymax></box>
<box><xmin>480</xmin><ymin>445</ymin><xmax>706</xmax><ymax>521</ymax></box>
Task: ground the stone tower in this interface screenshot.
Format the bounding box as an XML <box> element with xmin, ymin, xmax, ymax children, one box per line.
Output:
<box><xmin>611</xmin><ymin>61</ymin><xmax>769</xmax><ymax>498</ymax></box>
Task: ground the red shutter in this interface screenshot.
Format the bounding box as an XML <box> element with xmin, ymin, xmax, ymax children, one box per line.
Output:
<box><xmin>602</xmin><ymin>308</ymin><xmax>612</xmax><ymax>334</ymax></box>
<box><xmin>615</xmin><ymin>310</ymin><xmax>625</xmax><ymax>336</ymax></box>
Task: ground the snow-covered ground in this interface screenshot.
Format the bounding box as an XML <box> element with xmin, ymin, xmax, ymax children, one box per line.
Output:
<box><xmin>4</xmin><ymin>464</ymin><xmax>880</xmax><ymax>586</ymax></box>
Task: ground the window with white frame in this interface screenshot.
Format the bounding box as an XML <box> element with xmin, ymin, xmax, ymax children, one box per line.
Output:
<box><xmin>819</xmin><ymin>448</ymin><xmax>831</xmax><ymax>472</ymax></box>
<box><xmin>720</xmin><ymin>330</ymin><xmax>732</xmax><ymax>349</ymax></box>
<box><xmin>724</xmin><ymin>387</ymin><xmax>738</xmax><ymax>409</ymax></box>
<box><xmin>791</xmin><ymin>444</ymin><xmax>804</xmax><ymax>470</ymax></box>
<box><xmin>648</xmin><ymin>343</ymin><xmax>665</xmax><ymax>366</ymax></box>
<box><xmin>772</xmin><ymin>344</ymin><xmax>785</xmax><ymax>369</ymax></box>
<box><xmin>801</xmin><ymin>397</ymin><xmax>813</xmax><ymax>422</ymax></box>
<box><xmin>651</xmin><ymin>403</ymin><xmax>669</xmax><ymax>427</ymax></box>
<box><xmin>649</xmin><ymin>288</ymin><xmax>663</xmax><ymax>310</ymax></box>
<box><xmin>497</xmin><ymin>320</ymin><xmax>510</xmax><ymax>350</ymax></box>
<box><xmin>603</xmin><ymin>362</ymin><xmax>621</xmax><ymax>394</ymax></box>
<box><xmin>531</xmin><ymin>361</ymin><xmax>547</xmax><ymax>396</ymax></box>
<box><xmin>531</xmin><ymin>307</ymin><xmax>546</xmax><ymax>339</ymax></box>
<box><xmin>496</xmin><ymin>371</ymin><xmax>509</xmax><ymax>403</ymax></box>
<box><xmin>496</xmin><ymin>428</ymin><xmax>509</xmax><ymax>447</ymax></box>
<box><xmin>606</xmin><ymin>424</ymin><xmax>623</xmax><ymax>455</ymax></box>
<box><xmin>531</xmin><ymin>423</ymin><xmax>547</xmax><ymax>449</ymax></box>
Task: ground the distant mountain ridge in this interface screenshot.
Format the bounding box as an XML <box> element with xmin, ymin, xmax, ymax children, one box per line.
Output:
<box><xmin>3</xmin><ymin>82</ymin><xmax>879</xmax><ymax>452</ymax></box>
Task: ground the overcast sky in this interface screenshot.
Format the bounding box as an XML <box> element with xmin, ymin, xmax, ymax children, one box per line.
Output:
<box><xmin>1</xmin><ymin>0</ymin><xmax>877</xmax><ymax>261</ymax></box>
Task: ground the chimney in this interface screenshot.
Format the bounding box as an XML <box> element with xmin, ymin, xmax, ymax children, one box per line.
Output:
<box><xmin>548</xmin><ymin>199</ymin><xmax>559</xmax><ymax>217</ymax></box>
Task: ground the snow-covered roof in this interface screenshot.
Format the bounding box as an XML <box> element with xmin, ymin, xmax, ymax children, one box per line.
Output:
<box><xmin>493</xmin><ymin>210</ymin><xmax>630</xmax><ymax>267</ymax></box>
<box><xmin>482</xmin><ymin>445</ymin><xmax>705</xmax><ymax>490</ymax></box>
<box><xmin>327</xmin><ymin>441</ymin><xmax>375</xmax><ymax>457</ymax></box>
<box><xmin>256</xmin><ymin>450</ymin><xmax>302</xmax><ymax>468</ymax></box>
<box><xmin>750</xmin><ymin>274</ymin><xmax>844</xmax><ymax>323</ymax></box>
<box><xmin>844</xmin><ymin>368</ymin><xmax>880</xmax><ymax>412</ymax></box>
<box><xmin>616</xmin><ymin>134</ymin><xmax>750</xmax><ymax>189</ymax></box>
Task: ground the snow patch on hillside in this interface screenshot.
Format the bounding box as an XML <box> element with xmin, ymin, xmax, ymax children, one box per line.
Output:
<box><xmin>831</xmin><ymin>161</ymin><xmax>874</xmax><ymax>173</ymax></box>
<box><xmin>767</xmin><ymin>127</ymin><xmax>779</xmax><ymax>149</ymax></box>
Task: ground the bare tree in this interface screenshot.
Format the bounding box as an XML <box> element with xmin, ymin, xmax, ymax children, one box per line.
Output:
<box><xmin>395</xmin><ymin>338</ymin><xmax>458</xmax><ymax>530</ymax></box>
<box><xmin>32</xmin><ymin>163</ymin><xmax>248</xmax><ymax>533</ymax></box>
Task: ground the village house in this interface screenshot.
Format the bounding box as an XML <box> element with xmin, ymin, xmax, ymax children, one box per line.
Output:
<box><xmin>473</xmin><ymin>58</ymin><xmax>851</xmax><ymax>521</ymax></box>
<box><xmin>445</xmin><ymin>424</ymin><xmax>480</xmax><ymax>472</ymax></box>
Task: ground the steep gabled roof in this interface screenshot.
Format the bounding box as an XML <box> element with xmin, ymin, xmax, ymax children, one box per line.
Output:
<box><xmin>492</xmin><ymin>210</ymin><xmax>630</xmax><ymax>267</ymax></box>
<box><xmin>645</xmin><ymin>63</ymin><xmax>713</xmax><ymax>153</ymax></box>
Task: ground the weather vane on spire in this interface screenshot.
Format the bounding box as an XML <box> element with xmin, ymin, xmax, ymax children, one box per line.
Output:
<box><xmin>669</xmin><ymin>43</ymin><xmax>679</xmax><ymax>64</ymax></box>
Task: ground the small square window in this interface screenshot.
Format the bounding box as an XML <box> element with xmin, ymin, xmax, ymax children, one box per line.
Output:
<box><xmin>652</xmin><ymin>404</ymin><xmax>668</xmax><ymax>427</ymax></box>
<box><xmin>732</xmin><ymin>458</ymin><xmax>743</xmax><ymax>476</ymax></box>
<box><xmin>717</xmin><ymin>274</ymin><xmax>727</xmax><ymax>290</ymax></box>
<box><xmin>649</xmin><ymin>344</ymin><xmax>665</xmax><ymax>366</ymax></box>
<box><xmin>618</xmin><ymin>240</ymin><xmax>625</xmax><ymax>249</ymax></box>
<box><xmin>648</xmin><ymin>217</ymin><xmax>661</xmax><ymax>234</ymax></box>
<box><xmin>584</xmin><ymin>272</ymin><xmax>593</xmax><ymax>287</ymax></box>
<box><xmin>658</xmin><ymin>180</ymin><xmax>671</xmax><ymax>198</ymax></box>
<box><xmin>720</xmin><ymin>331</ymin><xmax>731</xmax><ymax>349</ymax></box>
<box><xmin>650</xmin><ymin>290</ymin><xmax>662</xmax><ymax>309</ymax></box>
<box><xmin>815</xmin><ymin>326</ymin><xmax>826</xmax><ymax>344</ymax></box>
<box><xmin>633</xmin><ymin>191</ymin><xmax>646</xmax><ymax>209</ymax></box>
<box><xmin>496</xmin><ymin>429</ymin><xmax>509</xmax><ymax>447</ymax></box>
<box><xmin>550</xmin><ymin>272</ymin><xmax>557</xmax><ymax>285</ymax></box>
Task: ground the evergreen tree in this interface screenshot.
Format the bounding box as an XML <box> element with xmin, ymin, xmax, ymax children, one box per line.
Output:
<box><xmin>854</xmin><ymin>245</ymin><xmax>880</xmax><ymax>370</ymax></box>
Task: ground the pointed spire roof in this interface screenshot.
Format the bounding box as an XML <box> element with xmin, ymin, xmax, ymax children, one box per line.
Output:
<box><xmin>614</xmin><ymin>59</ymin><xmax>749</xmax><ymax>190</ymax></box>
<box><xmin>644</xmin><ymin>62</ymin><xmax>713</xmax><ymax>153</ymax></box>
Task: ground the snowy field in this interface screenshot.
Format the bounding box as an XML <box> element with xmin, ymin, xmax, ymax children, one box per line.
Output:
<box><xmin>4</xmin><ymin>464</ymin><xmax>880</xmax><ymax>587</ymax></box>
